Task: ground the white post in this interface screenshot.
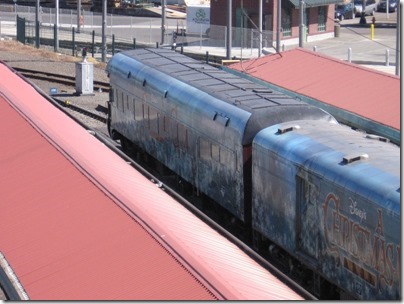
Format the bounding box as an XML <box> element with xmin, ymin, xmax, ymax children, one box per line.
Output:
<box><xmin>348</xmin><ymin>47</ymin><xmax>352</xmax><ymax>62</ymax></box>
<box><xmin>199</xmin><ymin>23</ymin><xmax>202</xmax><ymax>49</ymax></box>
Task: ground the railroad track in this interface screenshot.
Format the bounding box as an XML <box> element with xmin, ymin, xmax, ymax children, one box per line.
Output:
<box><xmin>14</xmin><ymin>67</ymin><xmax>110</xmax><ymax>93</ymax></box>
<box><xmin>54</xmin><ymin>97</ymin><xmax>108</xmax><ymax>124</ymax></box>
<box><xmin>19</xmin><ymin>68</ymin><xmax>109</xmax><ymax>128</ymax></box>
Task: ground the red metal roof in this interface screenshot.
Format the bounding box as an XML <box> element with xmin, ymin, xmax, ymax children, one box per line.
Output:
<box><xmin>0</xmin><ymin>89</ymin><xmax>217</xmax><ymax>301</ymax></box>
<box><xmin>228</xmin><ymin>48</ymin><xmax>400</xmax><ymax>132</ymax></box>
<box><xmin>0</xmin><ymin>62</ymin><xmax>303</xmax><ymax>300</ymax></box>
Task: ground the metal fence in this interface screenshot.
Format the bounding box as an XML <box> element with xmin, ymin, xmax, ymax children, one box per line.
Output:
<box><xmin>2</xmin><ymin>4</ymin><xmax>274</xmax><ymax>61</ymax></box>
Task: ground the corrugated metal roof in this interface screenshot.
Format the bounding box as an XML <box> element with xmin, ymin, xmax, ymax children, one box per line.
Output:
<box><xmin>0</xmin><ymin>62</ymin><xmax>303</xmax><ymax>300</ymax></box>
<box><xmin>228</xmin><ymin>48</ymin><xmax>400</xmax><ymax>140</ymax></box>
<box><xmin>0</xmin><ymin>95</ymin><xmax>218</xmax><ymax>301</ymax></box>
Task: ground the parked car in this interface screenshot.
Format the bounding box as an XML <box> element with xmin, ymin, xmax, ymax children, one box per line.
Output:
<box><xmin>377</xmin><ymin>0</ymin><xmax>398</xmax><ymax>12</ymax></box>
<box><xmin>335</xmin><ymin>3</ymin><xmax>355</xmax><ymax>20</ymax></box>
<box><xmin>354</xmin><ymin>0</ymin><xmax>377</xmax><ymax>16</ymax></box>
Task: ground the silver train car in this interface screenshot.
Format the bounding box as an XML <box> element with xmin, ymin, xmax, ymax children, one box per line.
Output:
<box><xmin>252</xmin><ymin>120</ymin><xmax>400</xmax><ymax>300</ymax></box>
<box><xmin>106</xmin><ymin>48</ymin><xmax>336</xmax><ymax>223</ymax></box>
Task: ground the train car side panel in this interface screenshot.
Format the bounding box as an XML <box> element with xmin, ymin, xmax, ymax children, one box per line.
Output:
<box><xmin>252</xmin><ymin>121</ymin><xmax>401</xmax><ymax>300</ymax></box>
<box><xmin>107</xmin><ymin>49</ymin><xmax>337</xmax><ymax>224</ymax></box>
<box><xmin>107</xmin><ymin>52</ymin><xmax>249</xmax><ymax>219</ymax></box>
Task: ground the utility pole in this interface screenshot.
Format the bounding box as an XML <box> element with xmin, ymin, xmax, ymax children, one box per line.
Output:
<box><xmin>258</xmin><ymin>0</ymin><xmax>262</xmax><ymax>57</ymax></box>
<box><xmin>35</xmin><ymin>0</ymin><xmax>39</xmax><ymax>48</ymax></box>
<box><xmin>226</xmin><ymin>0</ymin><xmax>232</xmax><ymax>59</ymax></box>
<box><xmin>77</xmin><ymin>0</ymin><xmax>81</xmax><ymax>33</ymax></box>
<box><xmin>102</xmin><ymin>0</ymin><xmax>106</xmax><ymax>62</ymax></box>
<box><xmin>299</xmin><ymin>0</ymin><xmax>304</xmax><ymax>47</ymax></box>
<box><xmin>55</xmin><ymin>0</ymin><xmax>59</xmax><ymax>51</ymax></box>
<box><xmin>276</xmin><ymin>0</ymin><xmax>281</xmax><ymax>53</ymax></box>
<box><xmin>161</xmin><ymin>0</ymin><xmax>166</xmax><ymax>45</ymax></box>
<box><xmin>395</xmin><ymin>1</ymin><xmax>400</xmax><ymax>76</ymax></box>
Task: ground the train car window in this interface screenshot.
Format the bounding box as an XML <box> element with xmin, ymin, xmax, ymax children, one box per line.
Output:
<box><xmin>132</xmin><ymin>98</ymin><xmax>136</xmax><ymax>120</ymax></box>
<box><xmin>115</xmin><ymin>89</ymin><xmax>119</xmax><ymax>106</ymax></box>
<box><xmin>220</xmin><ymin>147</ymin><xmax>235</xmax><ymax>172</ymax></box>
<box><xmin>199</xmin><ymin>138</ymin><xmax>210</xmax><ymax>161</ymax></box>
<box><xmin>296</xmin><ymin>176</ymin><xmax>319</xmax><ymax>260</ymax></box>
<box><xmin>163</xmin><ymin>116</ymin><xmax>168</xmax><ymax>133</ymax></box>
<box><xmin>211</xmin><ymin>143</ymin><xmax>220</xmax><ymax>162</ymax></box>
<box><xmin>149</xmin><ymin>107</ymin><xmax>158</xmax><ymax>133</ymax></box>
<box><xmin>178</xmin><ymin>124</ymin><xmax>188</xmax><ymax>150</ymax></box>
<box><xmin>135</xmin><ymin>101</ymin><xmax>143</xmax><ymax>121</ymax></box>
<box><xmin>158</xmin><ymin>115</ymin><xmax>168</xmax><ymax>135</ymax></box>
<box><xmin>121</xmin><ymin>92</ymin><xmax>124</xmax><ymax>113</ymax></box>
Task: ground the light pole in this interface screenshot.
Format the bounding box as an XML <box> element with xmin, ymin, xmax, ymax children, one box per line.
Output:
<box><xmin>161</xmin><ymin>0</ymin><xmax>166</xmax><ymax>45</ymax></box>
<box><xmin>395</xmin><ymin>1</ymin><xmax>400</xmax><ymax>76</ymax></box>
<box><xmin>226</xmin><ymin>0</ymin><xmax>232</xmax><ymax>59</ymax></box>
<box><xmin>35</xmin><ymin>0</ymin><xmax>39</xmax><ymax>48</ymax></box>
<box><xmin>258</xmin><ymin>0</ymin><xmax>262</xmax><ymax>57</ymax></box>
<box><xmin>77</xmin><ymin>0</ymin><xmax>81</xmax><ymax>33</ymax></box>
<box><xmin>276</xmin><ymin>0</ymin><xmax>281</xmax><ymax>53</ymax></box>
<box><xmin>55</xmin><ymin>0</ymin><xmax>59</xmax><ymax>52</ymax></box>
<box><xmin>299</xmin><ymin>0</ymin><xmax>304</xmax><ymax>47</ymax></box>
<box><xmin>102</xmin><ymin>0</ymin><xmax>106</xmax><ymax>62</ymax></box>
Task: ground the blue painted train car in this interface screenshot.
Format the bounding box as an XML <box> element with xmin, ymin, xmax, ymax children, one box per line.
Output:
<box><xmin>252</xmin><ymin>120</ymin><xmax>400</xmax><ymax>300</ymax></box>
<box><xmin>106</xmin><ymin>48</ymin><xmax>336</xmax><ymax>223</ymax></box>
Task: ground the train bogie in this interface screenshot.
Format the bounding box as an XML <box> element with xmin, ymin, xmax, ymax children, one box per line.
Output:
<box><xmin>252</xmin><ymin>120</ymin><xmax>400</xmax><ymax>300</ymax></box>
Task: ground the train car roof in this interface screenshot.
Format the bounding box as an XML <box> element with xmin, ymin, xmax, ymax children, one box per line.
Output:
<box><xmin>0</xmin><ymin>61</ymin><xmax>303</xmax><ymax>300</ymax></box>
<box><xmin>108</xmin><ymin>48</ymin><xmax>336</xmax><ymax>145</ymax></box>
<box><xmin>254</xmin><ymin>121</ymin><xmax>400</xmax><ymax>213</ymax></box>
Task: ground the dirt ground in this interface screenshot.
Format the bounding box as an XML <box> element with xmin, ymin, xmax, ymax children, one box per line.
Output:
<box><xmin>0</xmin><ymin>40</ymin><xmax>107</xmax><ymax>69</ymax></box>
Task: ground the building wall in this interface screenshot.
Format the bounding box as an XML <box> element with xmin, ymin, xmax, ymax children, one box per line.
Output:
<box><xmin>210</xmin><ymin>0</ymin><xmax>335</xmax><ymax>43</ymax></box>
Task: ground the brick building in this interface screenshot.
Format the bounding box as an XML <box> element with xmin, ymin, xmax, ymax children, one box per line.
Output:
<box><xmin>210</xmin><ymin>0</ymin><xmax>341</xmax><ymax>47</ymax></box>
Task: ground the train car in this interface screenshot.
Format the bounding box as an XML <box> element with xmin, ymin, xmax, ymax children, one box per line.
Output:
<box><xmin>106</xmin><ymin>48</ymin><xmax>337</xmax><ymax>224</ymax></box>
<box><xmin>251</xmin><ymin>120</ymin><xmax>401</xmax><ymax>300</ymax></box>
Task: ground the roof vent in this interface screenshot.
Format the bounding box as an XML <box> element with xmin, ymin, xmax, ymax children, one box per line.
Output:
<box><xmin>366</xmin><ymin>134</ymin><xmax>390</xmax><ymax>142</ymax></box>
<box><xmin>277</xmin><ymin>125</ymin><xmax>300</xmax><ymax>134</ymax></box>
<box><xmin>342</xmin><ymin>153</ymin><xmax>369</xmax><ymax>164</ymax></box>
<box><xmin>252</xmin><ymin>88</ymin><xmax>273</xmax><ymax>94</ymax></box>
